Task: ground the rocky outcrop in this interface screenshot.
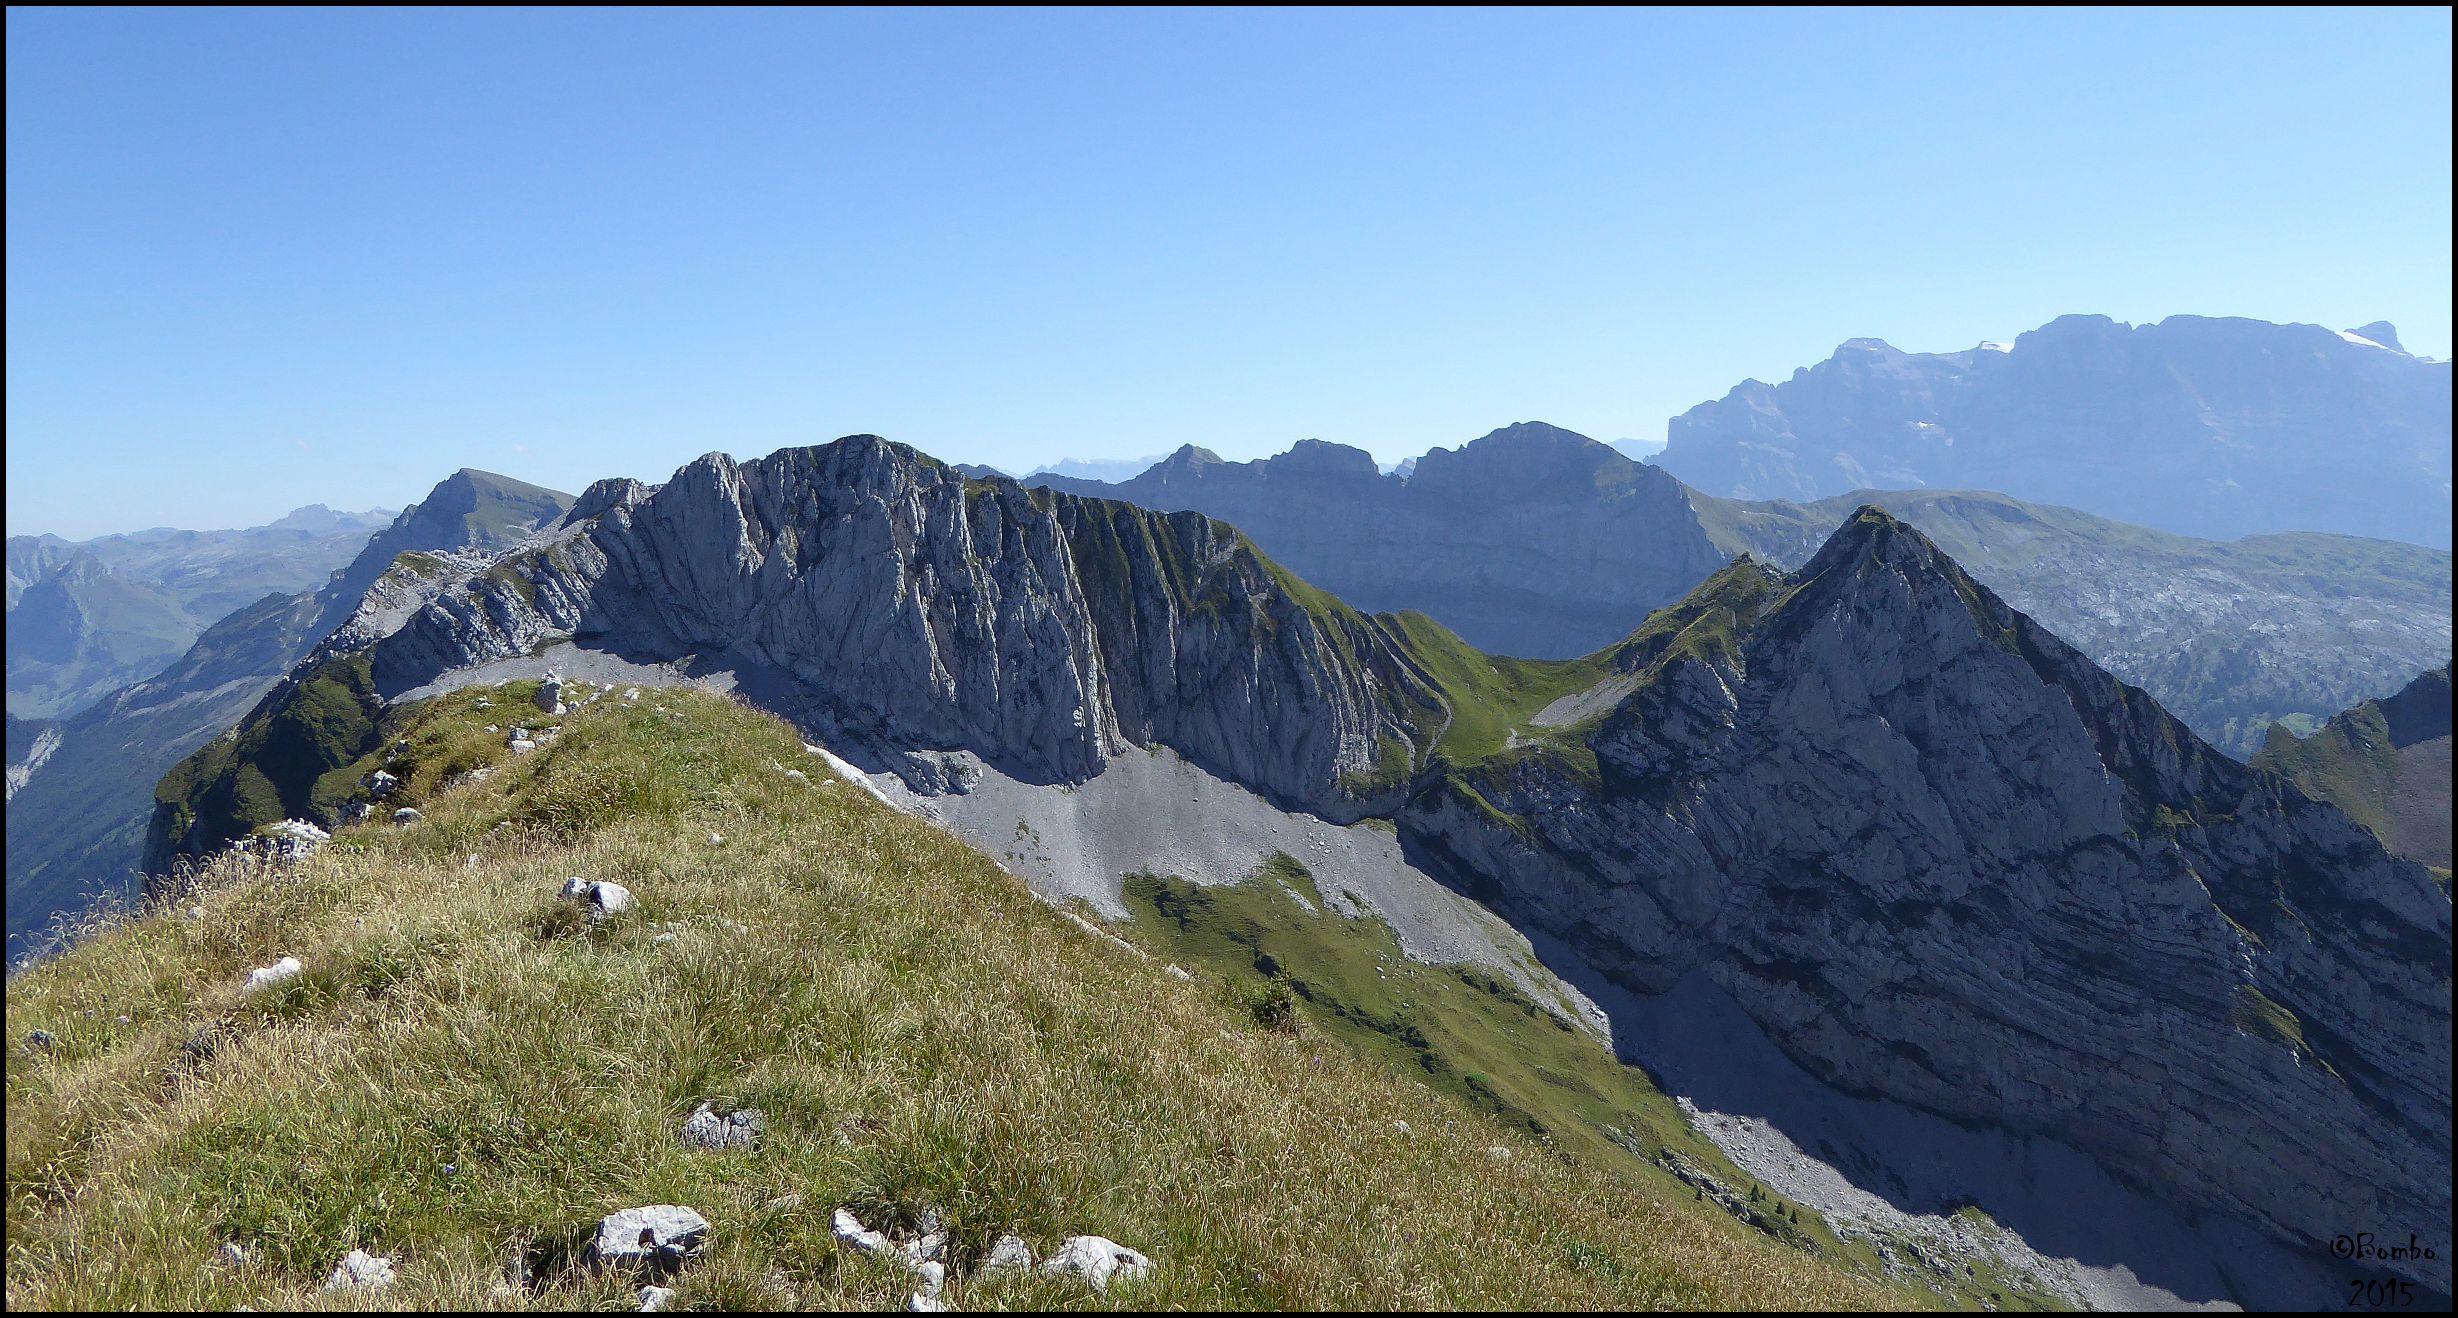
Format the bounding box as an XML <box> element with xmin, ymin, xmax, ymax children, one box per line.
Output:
<box><xmin>1656</xmin><ymin>314</ymin><xmax>2453</xmax><ymax>547</ymax></box>
<box><xmin>1402</xmin><ymin>510</ymin><xmax>2452</xmax><ymax>1288</ymax></box>
<box><xmin>1028</xmin><ymin>423</ymin><xmax>1730</xmax><ymax>658</ymax></box>
<box><xmin>152</xmin><ymin>438</ymin><xmax>1453</xmax><ymax>868</ymax></box>
<box><xmin>5</xmin><ymin>713</ymin><xmax>61</xmax><ymax>802</ymax></box>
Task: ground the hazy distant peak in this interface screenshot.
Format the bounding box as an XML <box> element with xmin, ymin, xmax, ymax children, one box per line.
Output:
<box><xmin>1267</xmin><ymin>438</ymin><xmax>1381</xmax><ymax>479</ymax></box>
<box><xmin>2036</xmin><ymin>312</ymin><xmax>2124</xmax><ymax>334</ymax></box>
<box><xmin>1661</xmin><ymin>310</ymin><xmax>2452</xmax><ymax>546</ymax></box>
<box><xmin>266</xmin><ymin>503</ymin><xmax>394</xmax><ymax>533</ymax></box>
<box><xmin>1464</xmin><ymin>420</ymin><xmax>1608</xmax><ymax>451</ymax></box>
<box><xmin>1025</xmin><ymin>454</ymin><xmax>1168</xmax><ymax>483</ymax></box>
<box><xmin>1145</xmin><ymin>445</ymin><xmax>1224</xmax><ymax>479</ymax></box>
<box><xmin>2344</xmin><ymin>321</ymin><xmax>2407</xmax><ymax>354</ymax></box>
<box><xmin>1408</xmin><ymin>421</ymin><xmax>1668</xmax><ymax>502</ymax></box>
<box><xmin>437</xmin><ymin>468</ymin><xmax>566</xmax><ymax>500</ymax></box>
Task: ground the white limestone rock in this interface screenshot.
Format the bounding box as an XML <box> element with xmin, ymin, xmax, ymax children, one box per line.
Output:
<box><xmin>592</xmin><ymin>1205</ymin><xmax>711</xmax><ymax>1271</ymax></box>
<box><xmin>832</xmin><ymin>1207</ymin><xmax>899</xmax><ymax>1261</ymax></box>
<box><xmin>559</xmin><ymin>878</ymin><xmax>636</xmax><ymax>923</ymax></box>
<box><xmin>262</xmin><ymin>818</ymin><xmax>329</xmax><ymax>864</ymax></box>
<box><xmin>678</xmin><ymin>1102</ymin><xmax>765</xmax><ymax>1151</ymax></box>
<box><xmin>322</xmin><ymin>1248</ymin><xmax>395</xmax><ymax>1292</ymax></box>
<box><xmin>266</xmin><ymin>819</ymin><xmax>329</xmax><ymax>846</ymax></box>
<box><xmin>1038</xmin><ymin>1235</ymin><xmax>1151</xmax><ymax>1291</ymax></box>
<box><xmin>242</xmin><ymin>956</ymin><xmax>304</xmax><ymax>993</ymax></box>
<box><xmin>980</xmin><ymin>1234</ymin><xmax>1034</xmax><ymax>1274</ymax></box>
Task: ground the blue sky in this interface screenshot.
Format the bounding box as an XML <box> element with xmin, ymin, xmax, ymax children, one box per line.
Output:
<box><xmin>8</xmin><ymin>7</ymin><xmax>2450</xmax><ymax>539</ymax></box>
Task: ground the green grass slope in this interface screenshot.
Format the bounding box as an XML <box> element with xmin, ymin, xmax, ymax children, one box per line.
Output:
<box><xmin>9</xmin><ymin>684</ymin><xmax>1898</xmax><ymax>1311</ymax></box>
<box><xmin>2255</xmin><ymin>665</ymin><xmax>2453</xmax><ymax>870</ymax></box>
<box><xmin>1120</xmin><ymin>858</ymin><xmax>2062</xmax><ymax>1311</ymax></box>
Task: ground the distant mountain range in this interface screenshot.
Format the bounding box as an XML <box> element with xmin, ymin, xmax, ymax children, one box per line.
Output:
<box><xmin>1024</xmin><ymin>426</ymin><xmax>1731</xmax><ymax>663</ymax></box>
<box><xmin>1653</xmin><ymin>314</ymin><xmax>2452</xmax><ymax>547</ymax></box>
<box><xmin>3</xmin><ymin>472</ymin><xmax>570</xmax><ymax>959</ymax></box>
<box><xmin>6</xmin><ymin>505</ymin><xmax>396</xmax><ymax>717</ymax></box>
<box><xmin>1025</xmin><ymin>454</ymin><xmax>1167</xmax><ymax>483</ymax></box>
<box><xmin>1028</xmin><ymin>424</ymin><xmax>2451</xmax><ymax>758</ymax></box>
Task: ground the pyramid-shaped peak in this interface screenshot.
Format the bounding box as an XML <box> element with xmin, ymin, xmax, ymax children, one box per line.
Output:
<box><xmin>1792</xmin><ymin>503</ymin><xmax>1965</xmax><ymax>585</ymax></box>
<box><xmin>1143</xmin><ymin>445</ymin><xmax>1225</xmax><ymax>480</ymax></box>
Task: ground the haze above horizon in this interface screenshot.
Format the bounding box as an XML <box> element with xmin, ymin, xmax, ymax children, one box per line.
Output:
<box><xmin>7</xmin><ymin>7</ymin><xmax>2450</xmax><ymax>540</ymax></box>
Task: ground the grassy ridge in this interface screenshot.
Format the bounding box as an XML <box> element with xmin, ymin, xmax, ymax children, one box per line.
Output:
<box><xmin>9</xmin><ymin>685</ymin><xmax>1894</xmax><ymax>1311</ymax></box>
<box><xmin>1119</xmin><ymin>859</ymin><xmax>2064</xmax><ymax>1313</ymax></box>
<box><xmin>1126</xmin><ymin>859</ymin><xmax>1778</xmax><ymax>1184</ymax></box>
<box><xmin>2254</xmin><ymin>703</ymin><xmax>2401</xmax><ymax>841</ymax></box>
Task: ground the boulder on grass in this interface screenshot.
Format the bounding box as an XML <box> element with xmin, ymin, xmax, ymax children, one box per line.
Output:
<box><xmin>1039</xmin><ymin>1235</ymin><xmax>1151</xmax><ymax>1290</ymax></box>
<box><xmin>592</xmin><ymin>1205</ymin><xmax>710</xmax><ymax>1275</ymax></box>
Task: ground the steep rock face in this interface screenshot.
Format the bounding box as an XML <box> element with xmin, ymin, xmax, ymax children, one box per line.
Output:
<box><xmin>1694</xmin><ymin>487</ymin><xmax>2453</xmax><ymax>756</ymax></box>
<box><xmin>154</xmin><ymin>438</ymin><xmax>1448</xmax><ymax>866</ymax></box>
<box><xmin>1656</xmin><ymin>314</ymin><xmax>2454</xmax><ymax>547</ymax></box>
<box><xmin>1029</xmin><ymin>423</ymin><xmax>1730</xmax><ymax>658</ymax></box>
<box><xmin>1405</xmin><ymin>512</ymin><xmax>2451</xmax><ymax>1287</ymax></box>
